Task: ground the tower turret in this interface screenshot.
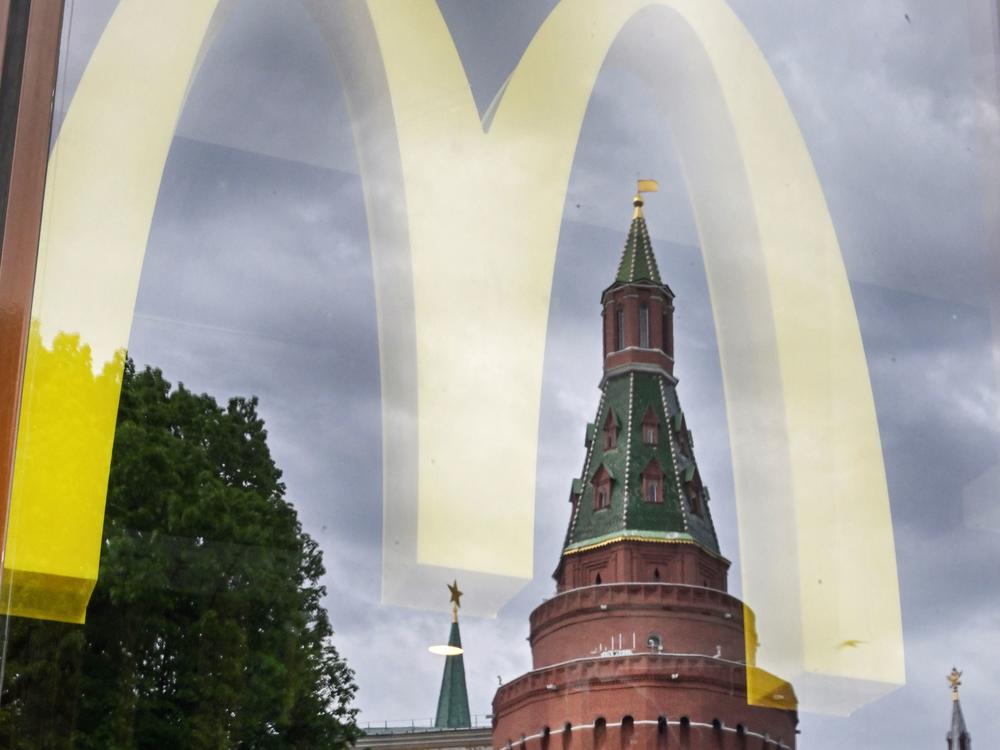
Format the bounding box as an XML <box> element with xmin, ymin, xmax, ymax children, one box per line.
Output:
<box><xmin>555</xmin><ymin>184</ymin><xmax>726</xmax><ymax>593</ymax></box>
<box><xmin>601</xmin><ymin>190</ymin><xmax>676</xmax><ymax>379</ymax></box>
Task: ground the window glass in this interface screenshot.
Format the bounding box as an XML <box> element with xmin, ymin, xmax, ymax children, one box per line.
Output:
<box><xmin>0</xmin><ymin>2</ymin><xmax>997</xmax><ymax>749</ymax></box>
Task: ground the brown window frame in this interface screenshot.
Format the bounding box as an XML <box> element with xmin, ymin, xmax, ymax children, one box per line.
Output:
<box><xmin>0</xmin><ymin>0</ymin><xmax>65</xmax><ymax>557</ymax></box>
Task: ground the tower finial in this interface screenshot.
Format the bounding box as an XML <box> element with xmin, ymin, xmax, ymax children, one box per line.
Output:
<box><xmin>447</xmin><ymin>579</ymin><xmax>463</xmax><ymax>622</ymax></box>
<box><xmin>948</xmin><ymin>667</ymin><xmax>963</xmax><ymax>700</ymax></box>
<box><xmin>633</xmin><ymin>178</ymin><xmax>659</xmax><ymax>218</ymax></box>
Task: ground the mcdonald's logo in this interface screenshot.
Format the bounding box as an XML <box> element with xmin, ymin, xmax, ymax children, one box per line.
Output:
<box><xmin>4</xmin><ymin>0</ymin><xmax>903</xmax><ymax>714</ymax></box>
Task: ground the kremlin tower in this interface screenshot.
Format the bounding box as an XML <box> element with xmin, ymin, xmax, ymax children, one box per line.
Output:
<box><xmin>492</xmin><ymin>185</ymin><xmax>799</xmax><ymax>749</ymax></box>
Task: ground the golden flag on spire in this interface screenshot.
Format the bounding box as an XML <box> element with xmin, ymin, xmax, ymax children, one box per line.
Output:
<box><xmin>633</xmin><ymin>179</ymin><xmax>658</xmax><ymax>217</ymax></box>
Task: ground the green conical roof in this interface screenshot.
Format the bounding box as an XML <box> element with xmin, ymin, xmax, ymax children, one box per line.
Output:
<box><xmin>564</xmin><ymin>210</ymin><xmax>719</xmax><ymax>558</ymax></box>
<box><xmin>615</xmin><ymin>212</ymin><xmax>662</xmax><ymax>284</ymax></box>
<box><xmin>563</xmin><ymin>372</ymin><xmax>720</xmax><ymax>555</ymax></box>
<box><xmin>434</xmin><ymin>618</ymin><xmax>471</xmax><ymax>728</ymax></box>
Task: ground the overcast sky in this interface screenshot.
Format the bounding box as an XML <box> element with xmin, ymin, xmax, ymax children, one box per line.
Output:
<box><xmin>50</xmin><ymin>1</ymin><xmax>1000</xmax><ymax>746</ymax></box>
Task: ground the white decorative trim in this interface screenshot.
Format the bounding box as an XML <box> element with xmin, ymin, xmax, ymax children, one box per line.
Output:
<box><xmin>628</xmin><ymin>219</ymin><xmax>638</xmax><ymax>279</ymax></box>
<box><xmin>660</xmin><ymin>377</ymin><xmax>689</xmax><ymax>531</ymax></box>
<box><xmin>622</xmin><ymin>373</ymin><xmax>635</xmax><ymax>525</ymax></box>
<box><xmin>502</xmin><ymin>648</ymin><xmax>747</xmax><ymax>678</ymax></box>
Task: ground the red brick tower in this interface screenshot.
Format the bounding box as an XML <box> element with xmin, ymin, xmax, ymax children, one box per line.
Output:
<box><xmin>492</xmin><ymin>187</ymin><xmax>798</xmax><ymax>750</ymax></box>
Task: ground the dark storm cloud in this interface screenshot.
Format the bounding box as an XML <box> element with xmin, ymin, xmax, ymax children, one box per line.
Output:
<box><xmin>49</xmin><ymin>0</ymin><xmax>1000</xmax><ymax>745</ymax></box>
<box><xmin>130</xmin><ymin>134</ymin><xmax>384</xmax><ymax>586</ymax></box>
<box><xmin>727</xmin><ymin>0</ymin><xmax>992</xmax><ymax>306</ymax></box>
<box><xmin>175</xmin><ymin>0</ymin><xmax>356</xmax><ymax>172</ymax></box>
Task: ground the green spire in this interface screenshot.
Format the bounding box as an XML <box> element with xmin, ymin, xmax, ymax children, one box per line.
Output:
<box><xmin>434</xmin><ymin>583</ymin><xmax>471</xmax><ymax>729</ymax></box>
<box><xmin>614</xmin><ymin>195</ymin><xmax>662</xmax><ymax>284</ymax></box>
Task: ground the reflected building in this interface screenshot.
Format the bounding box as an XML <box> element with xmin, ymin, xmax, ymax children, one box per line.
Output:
<box><xmin>492</xmin><ymin>191</ymin><xmax>799</xmax><ymax>749</ymax></box>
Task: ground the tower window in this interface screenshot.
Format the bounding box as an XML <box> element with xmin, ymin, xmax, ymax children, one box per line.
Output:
<box><xmin>686</xmin><ymin>485</ymin><xmax>703</xmax><ymax>516</ymax></box>
<box><xmin>641</xmin><ymin>459</ymin><xmax>663</xmax><ymax>504</ymax></box>
<box><xmin>639</xmin><ymin>303</ymin><xmax>650</xmax><ymax>348</ymax></box>
<box><xmin>592</xmin><ymin>465</ymin><xmax>612</xmax><ymax>510</ymax></box>
<box><xmin>615</xmin><ymin>308</ymin><xmax>625</xmax><ymax>351</ymax></box>
<box><xmin>603</xmin><ymin>410</ymin><xmax>618</xmax><ymax>450</ymax></box>
<box><xmin>641</xmin><ymin>407</ymin><xmax>658</xmax><ymax>445</ymax></box>
<box><xmin>645</xmin><ymin>482</ymin><xmax>658</xmax><ymax>503</ymax></box>
<box><xmin>595</xmin><ymin>485</ymin><xmax>610</xmax><ymax>509</ymax></box>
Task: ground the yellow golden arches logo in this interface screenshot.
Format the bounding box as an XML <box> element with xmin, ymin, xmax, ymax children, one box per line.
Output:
<box><xmin>5</xmin><ymin>0</ymin><xmax>902</xmax><ymax>714</ymax></box>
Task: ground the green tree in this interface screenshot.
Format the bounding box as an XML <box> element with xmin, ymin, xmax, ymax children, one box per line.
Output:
<box><xmin>0</xmin><ymin>352</ymin><xmax>359</xmax><ymax>749</ymax></box>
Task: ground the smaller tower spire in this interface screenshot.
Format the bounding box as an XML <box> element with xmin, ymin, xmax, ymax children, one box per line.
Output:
<box><xmin>433</xmin><ymin>581</ymin><xmax>472</xmax><ymax>729</ymax></box>
<box><xmin>946</xmin><ymin>667</ymin><xmax>971</xmax><ymax>750</ymax></box>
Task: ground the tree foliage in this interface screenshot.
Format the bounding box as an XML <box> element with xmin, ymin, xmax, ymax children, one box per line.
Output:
<box><xmin>0</xmin><ymin>354</ymin><xmax>359</xmax><ymax>749</ymax></box>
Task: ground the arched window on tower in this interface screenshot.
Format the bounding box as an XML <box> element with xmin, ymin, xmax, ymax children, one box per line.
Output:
<box><xmin>679</xmin><ymin>716</ymin><xmax>690</xmax><ymax>744</ymax></box>
<box><xmin>620</xmin><ymin>717</ymin><xmax>634</xmax><ymax>750</ymax></box>
<box><xmin>594</xmin><ymin>718</ymin><xmax>607</xmax><ymax>750</ymax></box>
<box><xmin>639</xmin><ymin>303</ymin><xmax>650</xmax><ymax>348</ymax></box>
<box><xmin>596</xmin><ymin>485</ymin><xmax>610</xmax><ymax>509</ymax></box>
<box><xmin>615</xmin><ymin>307</ymin><xmax>625</xmax><ymax>351</ymax></box>
<box><xmin>642</xmin><ymin>459</ymin><xmax>664</xmax><ymax>504</ymax></box>
<box><xmin>592</xmin><ymin>465</ymin><xmax>613</xmax><ymax>511</ymax></box>
<box><xmin>642</xmin><ymin>407</ymin><xmax>658</xmax><ymax>445</ymax></box>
